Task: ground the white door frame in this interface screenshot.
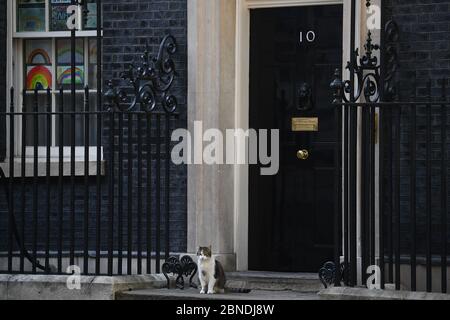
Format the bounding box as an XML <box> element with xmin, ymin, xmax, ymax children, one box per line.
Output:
<box><xmin>234</xmin><ymin>0</ymin><xmax>358</xmax><ymax>271</ymax></box>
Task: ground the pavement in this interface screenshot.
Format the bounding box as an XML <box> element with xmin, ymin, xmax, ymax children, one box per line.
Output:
<box><xmin>116</xmin><ymin>288</ymin><xmax>322</xmax><ymax>300</ymax></box>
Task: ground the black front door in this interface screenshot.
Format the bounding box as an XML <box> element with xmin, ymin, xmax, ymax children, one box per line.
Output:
<box><xmin>249</xmin><ymin>5</ymin><xmax>343</xmax><ymax>272</ymax></box>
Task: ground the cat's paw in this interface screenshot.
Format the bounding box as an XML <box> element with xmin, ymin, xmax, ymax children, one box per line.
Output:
<box><xmin>200</xmin><ymin>290</ymin><xmax>206</xmax><ymax>294</ymax></box>
<box><xmin>207</xmin><ymin>290</ymin><xmax>215</xmax><ymax>295</ymax></box>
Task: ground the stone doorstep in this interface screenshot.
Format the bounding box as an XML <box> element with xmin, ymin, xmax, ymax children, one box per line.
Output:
<box><xmin>319</xmin><ymin>287</ymin><xmax>450</xmax><ymax>300</ymax></box>
<box><xmin>116</xmin><ymin>288</ymin><xmax>321</xmax><ymax>301</ymax></box>
<box><xmin>117</xmin><ymin>272</ymin><xmax>324</xmax><ymax>300</ymax></box>
<box><xmin>0</xmin><ymin>274</ymin><xmax>174</xmax><ymax>300</ymax></box>
<box><xmin>226</xmin><ymin>272</ymin><xmax>323</xmax><ymax>293</ymax></box>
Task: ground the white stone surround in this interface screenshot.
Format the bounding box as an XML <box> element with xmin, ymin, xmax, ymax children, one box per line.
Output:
<box><xmin>186</xmin><ymin>0</ymin><xmax>370</xmax><ymax>272</ymax></box>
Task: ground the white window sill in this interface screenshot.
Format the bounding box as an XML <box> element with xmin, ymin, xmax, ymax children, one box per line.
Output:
<box><xmin>13</xmin><ymin>30</ymin><xmax>101</xmax><ymax>39</ymax></box>
<box><xmin>0</xmin><ymin>158</ymin><xmax>106</xmax><ymax>178</ymax></box>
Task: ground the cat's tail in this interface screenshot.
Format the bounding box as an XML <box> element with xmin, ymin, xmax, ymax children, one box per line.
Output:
<box><xmin>223</xmin><ymin>279</ymin><xmax>251</xmax><ymax>293</ymax></box>
<box><xmin>225</xmin><ymin>287</ymin><xmax>252</xmax><ymax>294</ymax></box>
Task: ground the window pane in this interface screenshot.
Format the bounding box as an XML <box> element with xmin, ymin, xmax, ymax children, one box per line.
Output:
<box><xmin>50</xmin><ymin>0</ymin><xmax>72</xmax><ymax>31</ymax></box>
<box><xmin>24</xmin><ymin>39</ymin><xmax>53</xmax><ymax>90</ymax></box>
<box><xmin>84</xmin><ymin>0</ymin><xmax>98</xmax><ymax>30</ymax></box>
<box><xmin>56</xmin><ymin>93</ymin><xmax>92</xmax><ymax>146</ymax></box>
<box><xmin>17</xmin><ymin>0</ymin><xmax>46</xmax><ymax>32</ymax></box>
<box><xmin>24</xmin><ymin>92</ymin><xmax>52</xmax><ymax>147</ymax></box>
<box><xmin>88</xmin><ymin>38</ymin><xmax>98</xmax><ymax>89</ymax></box>
<box><xmin>56</xmin><ymin>38</ymin><xmax>84</xmax><ymax>64</ymax></box>
<box><xmin>56</xmin><ymin>38</ymin><xmax>85</xmax><ymax>89</ymax></box>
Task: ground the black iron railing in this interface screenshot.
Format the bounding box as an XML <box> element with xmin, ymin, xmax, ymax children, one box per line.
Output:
<box><xmin>0</xmin><ymin>35</ymin><xmax>180</xmax><ymax>277</ymax></box>
<box><xmin>323</xmin><ymin>2</ymin><xmax>450</xmax><ymax>294</ymax></box>
<box><xmin>332</xmin><ymin>97</ymin><xmax>450</xmax><ymax>294</ymax></box>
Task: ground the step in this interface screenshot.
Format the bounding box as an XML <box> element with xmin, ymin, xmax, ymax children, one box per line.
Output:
<box><xmin>225</xmin><ymin>271</ymin><xmax>323</xmax><ymax>293</ymax></box>
<box><xmin>116</xmin><ymin>288</ymin><xmax>321</xmax><ymax>300</ymax></box>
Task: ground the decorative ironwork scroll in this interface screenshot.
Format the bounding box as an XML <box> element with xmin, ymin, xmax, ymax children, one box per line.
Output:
<box><xmin>383</xmin><ymin>20</ymin><xmax>400</xmax><ymax>101</ymax></box>
<box><xmin>332</xmin><ymin>28</ymin><xmax>381</xmax><ymax>103</ymax></box>
<box><xmin>162</xmin><ymin>255</ymin><xmax>198</xmax><ymax>290</ymax></box>
<box><xmin>104</xmin><ymin>35</ymin><xmax>178</xmax><ymax>113</ymax></box>
<box><xmin>331</xmin><ymin>1</ymin><xmax>399</xmax><ymax>104</ymax></box>
<box><xmin>318</xmin><ymin>261</ymin><xmax>348</xmax><ymax>289</ymax></box>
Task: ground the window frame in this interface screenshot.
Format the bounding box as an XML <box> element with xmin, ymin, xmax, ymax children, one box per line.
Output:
<box><xmin>5</xmin><ymin>0</ymin><xmax>104</xmax><ymax>174</ymax></box>
<box><xmin>14</xmin><ymin>0</ymin><xmax>98</xmax><ymax>36</ymax></box>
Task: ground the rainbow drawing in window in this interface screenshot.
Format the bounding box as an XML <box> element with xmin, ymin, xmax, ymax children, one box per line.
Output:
<box><xmin>17</xmin><ymin>0</ymin><xmax>46</xmax><ymax>32</ymax></box>
<box><xmin>57</xmin><ymin>66</ymin><xmax>85</xmax><ymax>85</ymax></box>
<box><xmin>26</xmin><ymin>65</ymin><xmax>52</xmax><ymax>90</ymax></box>
<box><xmin>17</xmin><ymin>7</ymin><xmax>45</xmax><ymax>32</ymax></box>
<box><xmin>57</xmin><ymin>40</ymin><xmax>84</xmax><ymax>64</ymax></box>
<box><xmin>27</xmin><ymin>48</ymin><xmax>52</xmax><ymax>65</ymax></box>
<box><xmin>24</xmin><ymin>40</ymin><xmax>52</xmax><ymax>90</ymax></box>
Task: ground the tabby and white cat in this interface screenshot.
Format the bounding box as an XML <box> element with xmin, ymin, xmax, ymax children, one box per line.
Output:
<box><xmin>197</xmin><ymin>246</ymin><xmax>251</xmax><ymax>295</ymax></box>
<box><xmin>197</xmin><ymin>246</ymin><xmax>226</xmax><ymax>294</ymax></box>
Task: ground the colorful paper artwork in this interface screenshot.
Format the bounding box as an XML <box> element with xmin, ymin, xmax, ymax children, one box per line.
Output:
<box><xmin>17</xmin><ymin>7</ymin><xmax>45</xmax><ymax>32</ymax></box>
<box><xmin>26</xmin><ymin>39</ymin><xmax>52</xmax><ymax>63</ymax></box>
<box><xmin>25</xmin><ymin>40</ymin><xmax>52</xmax><ymax>90</ymax></box>
<box><xmin>50</xmin><ymin>4</ymin><xmax>71</xmax><ymax>31</ymax></box>
<box><xmin>84</xmin><ymin>3</ymin><xmax>97</xmax><ymax>29</ymax></box>
<box><xmin>27</xmin><ymin>48</ymin><xmax>52</xmax><ymax>65</ymax></box>
<box><xmin>26</xmin><ymin>65</ymin><xmax>52</xmax><ymax>90</ymax></box>
<box><xmin>57</xmin><ymin>66</ymin><xmax>85</xmax><ymax>85</ymax></box>
<box><xmin>57</xmin><ymin>40</ymin><xmax>84</xmax><ymax>64</ymax></box>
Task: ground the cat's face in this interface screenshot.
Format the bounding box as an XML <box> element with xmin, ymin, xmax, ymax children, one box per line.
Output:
<box><xmin>197</xmin><ymin>246</ymin><xmax>212</xmax><ymax>262</ymax></box>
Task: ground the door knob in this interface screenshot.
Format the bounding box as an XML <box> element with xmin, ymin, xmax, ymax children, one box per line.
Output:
<box><xmin>297</xmin><ymin>149</ymin><xmax>309</xmax><ymax>160</ymax></box>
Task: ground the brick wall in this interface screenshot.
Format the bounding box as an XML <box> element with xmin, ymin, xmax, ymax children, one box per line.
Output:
<box><xmin>0</xmin><ymin>0</ymin><xmax>188</xmax><ymax>258</ymax></box>
<box><xmin>383</xmin><ymin>0</ymin><xmax>450</xmax><ymax>254</ymax></box>
<box><xmin>385</xmin><ymin>0</ymin><xmax>450</xmax><ymax>98</ymax></box>
<box><xmin>102</xmin><ymin>0</ymin><xmax>188</xmax><ymax>253</ymax></box>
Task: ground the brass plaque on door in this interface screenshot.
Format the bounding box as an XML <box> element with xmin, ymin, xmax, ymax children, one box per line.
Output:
<box><xmin>292</xmin><ymin>117</ymin><xmax>319</xmax><ymax>132</ymax></box>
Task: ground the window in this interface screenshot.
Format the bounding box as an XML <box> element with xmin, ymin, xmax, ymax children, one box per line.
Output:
<box><xmin>10</xmin><ymin>0</ymin><xmax>101</xmax><ymax>161</ymax></box>
<box><xmin>22</xmin><ymin>38</ymin><xmax>98</xmax><ymax>147</ymax></box>
<box><xmin>16</xmin><ymin>0</ymin><xmax>97</xmax><ymax>33</ymax></box>
<box><xmin>17</xmin><ymin>0</ymin><xmax>46</xmax><ymax>32</ymax></box>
